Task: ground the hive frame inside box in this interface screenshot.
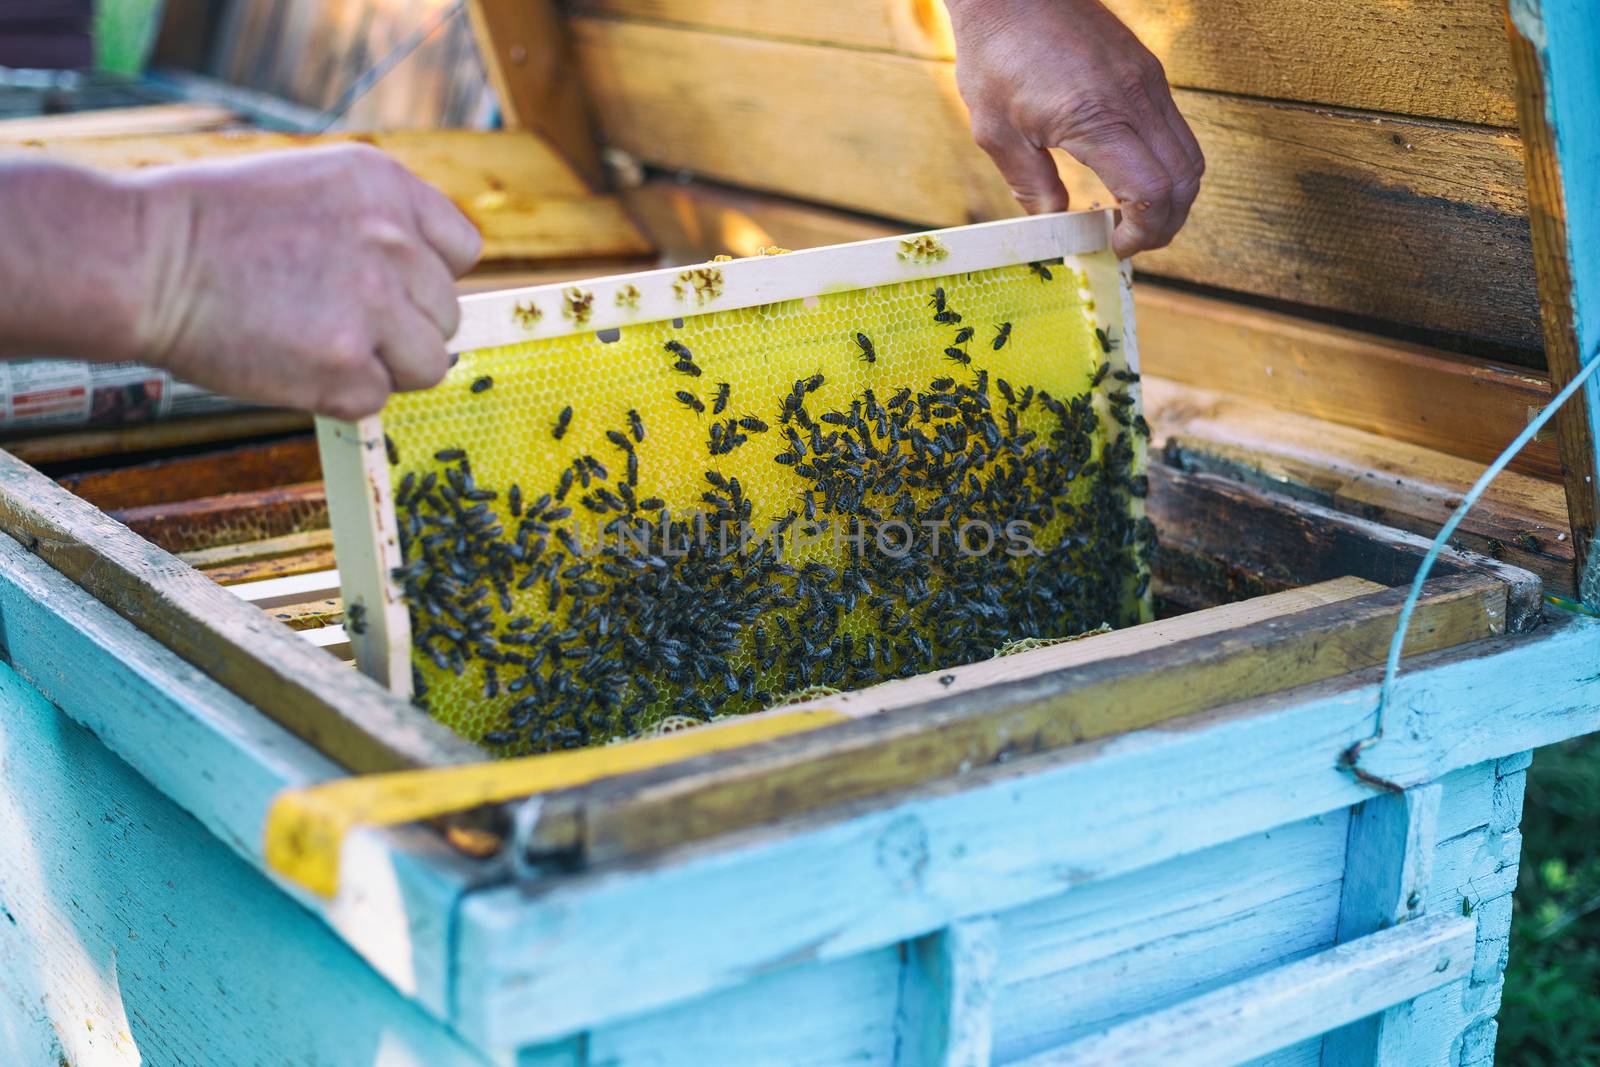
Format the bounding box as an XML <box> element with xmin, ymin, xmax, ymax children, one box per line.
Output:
<box><xmin>319</xmin><ymin>209</ymin><xmax>1143</xmax><ymax>699</ymax></box>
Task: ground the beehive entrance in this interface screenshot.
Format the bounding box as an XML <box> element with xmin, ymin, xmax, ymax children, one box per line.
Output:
<box><xmin>323</xmin><ymin>213</ymin><xmax>1151</xmax><ymax>756</ymax></box>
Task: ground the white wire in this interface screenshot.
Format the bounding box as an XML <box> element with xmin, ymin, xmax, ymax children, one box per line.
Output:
<box><xmin>1377</xmin><ymin>347</ymin><xmax>1600</xmax><ymax>722</ymax></box>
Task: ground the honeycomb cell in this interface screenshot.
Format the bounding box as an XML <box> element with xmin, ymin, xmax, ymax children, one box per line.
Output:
<box><xmin>380</xmin><ymin>257</ymin><xmax>1151</xmax><ymax>755</ymax></box>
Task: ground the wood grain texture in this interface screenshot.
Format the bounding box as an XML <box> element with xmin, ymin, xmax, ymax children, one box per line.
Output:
<box><xmin>1016</xmin><ymin>915</ymin><xmax>1474</xmax><ymax>1067</ymax></box>
<box><xmin>1506</xmin><ymin>3</ymin><xmax>1600</xmax><ymax>602</ymax></box>
<box><xmin>203</xmin><ymin>546</ymin><xmax>340</xmax><ymax>586</ymax></box>
<box><xmin>775</xmin><ymin>577</ymin><xmax>1383</xmax><ymax>722</ymax></box>
<box><xmin>108</xmin><ymin>480</ymin><xmax>328</xmax><ymax>554</ymax></box>
<box><xmin>468</xmin><ymin>0</ymin><xmax>604</xmax><ymax>186</ymax></box>
<box><xmin>1137</xmin><ymin>286</ymin><xmax>1558</xmax><ymax>481</ymax></box>
<box><xmin>58</xmin><ymin>436</ymin><xmax>321</xmax><ymax>510</ymax></box>
<box><xmin>0</xmin><ymin>667</ymin><xmax>491</xmax><ymax>1066</ymax></box>
<box><xmin>571</xmin><ymin>18</ymin><xmax>1540</xmax><ymax>350</ymax></box>
<box><xmin>0</xmin><ymin>531</ymin><xmax>477</xmax><ymax>1015</ymax></box>
<box><xmin>570</xmin><ymin>0</ymin><xmax>1517</xmax><ymax>125</ymax></box>
<box><xmin>2</xmin><ymin>129</ymin><xmax>652</xmax><ymax>264</ymax></box>
<box><xmin>1146</xmin><ymin>378</ymin><xmax>1575</xmax><ymax>596</ymax></box>
<box><xmin>0</xmin><ymin>448</ymin><xmax>481</xmax><ymax>775</ymax></box>
<box><xmin>1319</xmin><ymin>785</ymin><xmax>1442</xmax><ymax>1065</ymax></box>
<box><xmin>1</xmin><ymin>408</ymin><xmax>311</xmax><ymax>466</ymax></box>
<box><xmin>540</xmin><ymin>573</ymin><xmax>1508</xmax><ymax>865</ymax></box>
<box><xmin>178</xmin><ymin>527</ymin><xmax>335</xmax><ymax>570</ymax></box>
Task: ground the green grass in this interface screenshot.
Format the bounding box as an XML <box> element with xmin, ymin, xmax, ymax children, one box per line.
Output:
<box><xmin>1500</xmin><ymin>736</ymin><xmax>1600</xmax><ymax>1065</ymax></box>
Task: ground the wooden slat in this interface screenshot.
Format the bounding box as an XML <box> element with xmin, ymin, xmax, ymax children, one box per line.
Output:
<box><xmin>1146</xmin><ymin>378</ymin><xmax>1575</xmax><ymax>596</ymax></box>
<box><xmin>1021</xmin><ymin>916</ymin><xmax>1475</xmax><ymax>1067</ymax></box>
<box><xmin>1</xmin><ymin>409</ymin><xmax>311</xmax><ymax>466</ymax></box>
<box><xmin>619</xmin><ymin>179</ymin><xmax>903</xmax><ymax>259</ymax></box>
<box><xmin>1</xmin><ymin>130</ymin><xmax>653</xmax><ymax>265</ymax></box>
<box><xmin>0</xmin><ymin>447</ymin><xmax>482</xmax><ymax>774</ymax></box>
<box><xmin>776</xmin><ymin>576</ymin><xmax>1384</xmax><ymax>721</ymax></box>
<box><xmin>1505</xmin><ymin>6</ymin><xmax>1600</xmax><ymax>602</ymax></box>
<box><xmin>109</xmin><ymin>481</ymin><xmax>328</xmax><ymax>555</ymax></box>
<box><xmin>265</xmin><ymin>595</ymin><xmax>344</xmax><ymax>631</ymax></box>
<box><xmin>553</xmin><ymin>573</ymin><xmax>1508</xmax><ymax>863</ymax></box>
<box><xmin>571</xmin><ymin>19</ymin><xmax>1540</xmax><ymax>351</ymax></box>
<box><xmin>0</xmin><ymin>102</ymin><xmax>236</xmax><ymax>140</ymax></box>
<box><xmin>468</xmin><ymin>0</ymin><xmax>604</xmax><ymax>187</ymax></box>
<box><xmin>203</xmin><ymin>545</ymin><xmax>339</xmax><ymax>586</ymax></box>
<box><xmin>178</xmin><ymin>527</ymin><xmax>333</xmax><ymax>570</ymax></box>
<box><xmin>1137</xmin><ymin>287</ymin><xmax>1557</xmax><ymax>480</ymax></box>
<box><xmin>571</xmin><ymin>0</ymin><xmax>1517</xmax><ymax>126</ymax></box>
<box><xmin>58</xmin><ymin>436</ymin><xmax>320</xmax><ymax>511</ymax></box>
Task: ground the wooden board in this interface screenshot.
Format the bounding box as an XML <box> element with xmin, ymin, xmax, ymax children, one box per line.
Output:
<box><xmin>0</xmin><ymin>448</ymin><xmax>481</xmax><ymax>775</ymax></box>
<box><xmin>569</xmin><ymin>0</ymin><xmax>1518</xmax><ymax>126</ymax></box>
<box><xmin>1146</xmin><ymin>378</ymin><xmax>1575</xmax><ymax>596</ymax></box>
<box><xmin>1506</xmin><ymin>4</ymin><xmax>1600</xmax><ymax>603</ymax></box>
<box><xmin>570</xmin><ymin>18</ymin><xmax>1540</xmax><ymax>352</ymax></box>
<box><xmin>773</xmin><ymin>576</ymin><xmax>1385</xmax><ymax>721</ymax></box>
<box><xmin>468</xmin><ymin>0</ymin><xmax>604</xmax><ymax>186</ymax></box>
<box><xmin>58</xmin><ymin>436</ymin><xmax>321</xmax><ymax>511</ymax></box>
<box><xmin>178</xmin><ymin>528</ymin><xmax>334</xmax><ymax>571</ymax></box>
<box><xmin>535</xmin><ymin>571</ymin><xmax>1509</xmax><ymax>863</ymax></box>
<box><xmin>0</xmin><ymin>409</ymin><xmax>311</xmax><ymax>467</ymax></box>
<box><xmin>1</xmin><ymin>130</ymin><xmax>653</xmax><ymax>265</ymax></box>
<box><xmin>0</xmin><ymin>102</ymin><xmax>236</xmax><ymax>139</ymax></box>
<box><xmin>1136</xmin><ymin>287</ymin><xmax>1558</xmax><ymax>481</ymax></box>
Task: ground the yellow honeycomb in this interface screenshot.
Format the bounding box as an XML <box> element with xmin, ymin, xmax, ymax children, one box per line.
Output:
<box><xmin>380</xmin><ymin>258</ymin><xmax>1152</xmax><ymax>754</ymax></box>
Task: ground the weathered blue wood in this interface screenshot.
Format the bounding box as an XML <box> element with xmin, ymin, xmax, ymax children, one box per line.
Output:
<box><xmin>0</xmin><ymin>531</ymin><xmax>475</xmax><ymax>1015</ymax></box>
<box><xmin>1011</xmin><ymin>915</ymin><xmax>1475</xmax><ymax>1067</ymax></box>
<box><xmin>454</xmin><ymin>614</ymin><xmax>1600</xmax><ymax>1050</ymax></box>
<box><xmin>893</xmin><ymin>917</ymin><xmax>998</xmax><ymax>1067</ymax></box>
<box><xmin>0</xmin><ymin>661</ymin><xmax>497</xmax><ymax>1067</ymax></box>
<box><xmin>1321</xmin><ymin>784</ymin><xmax>1441</xmax><ymax>1064</ymax></box>
<box><xmin>991</xmin><ymin>813</ymin><xmax>1347</xmax><ymax>1061</ymax></box>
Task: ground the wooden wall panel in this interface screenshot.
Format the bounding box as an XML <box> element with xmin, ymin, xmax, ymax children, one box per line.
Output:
<box><xmin>571</xmin><ymin>0</ymin><xmax>1517</xmax><ymax>126</ymax></box>
<box><xmin>573</xmin><ymin>19</ymin><xmax>1541</xmax><ymax>352</ymax></box>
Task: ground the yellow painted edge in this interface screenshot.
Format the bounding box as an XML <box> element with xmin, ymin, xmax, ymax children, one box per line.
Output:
<box><xmin>265</xmin><ymin>708</ymin><xmax>849</xmax><ymax>897</ymax></box>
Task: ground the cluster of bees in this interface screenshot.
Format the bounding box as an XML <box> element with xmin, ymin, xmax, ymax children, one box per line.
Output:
<box><xmin>387</xmin><ymin>261</ymin><xmax>1153</xmax><ymax>754</ymax></box>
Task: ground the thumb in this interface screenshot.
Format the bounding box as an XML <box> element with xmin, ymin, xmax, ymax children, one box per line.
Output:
<box><xmin>974</xmin><ymin>123</ymin><xmax>1070</xmax><ymax>214</ymax></box>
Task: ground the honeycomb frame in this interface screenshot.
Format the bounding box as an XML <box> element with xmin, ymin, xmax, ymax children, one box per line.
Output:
<box><xmin>318</xmin><ymin>210</ymin><xmax>1150</xmax><ymax>752</ymax></box>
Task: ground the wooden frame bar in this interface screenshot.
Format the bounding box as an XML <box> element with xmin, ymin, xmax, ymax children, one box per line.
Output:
<box><xmin>1506</xmin><ymin>0</ymin><xmax>1600</xmax><ymax>602</ymax></box>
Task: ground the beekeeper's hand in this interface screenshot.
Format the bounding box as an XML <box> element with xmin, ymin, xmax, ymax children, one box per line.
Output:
<box><xmin>946</xmin><ymin>0</ymin><xmax>1205</xmax><ymax>257</ymax></box>
<box><xmin>0</xmin><ymin>144</ymin><xmax>482</xmax><ymax>420</ymax></box>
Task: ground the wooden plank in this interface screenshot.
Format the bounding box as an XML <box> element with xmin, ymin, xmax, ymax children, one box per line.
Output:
<box><xmin>1321</xmin><ymin>785</ymin><xmax>1442</xmax><ymax>1066</ymax></box>
<box><xmin>1014</xmin><ymin>915</ymin><xmax>1475</xmax><ymax>1067</ymax></box>
<box><xmin>0</xmin><ymin>530</ymin><xmax>478</xmax><ymax>1015</ymax></box>
<box><xmin>204</xmin><ymin>545</ymin><xmax>339</xmax><ymax>586</ymax></box>
<box><xmin>108</xmin><ymin>480</ymin><xmax>328</xmax><ymax>554</ymax></box>
<box><xmin>178</xmin><ymin>527</ymin><xmax>334</xmax><ymax>570</ymax></box>
<box><xmin>0</xmin><ymin>447</ymin><xmax>482</xmax><ymax>776</ymax></box>
<box><xmin>1506</xmin><ymin>3</ymin><xmax>1600</xmax><ymax>603</ymax></box>
<box><xmin>0</xmin><ymin>102</ymin><xmax>236</xmax><ymax>140</ymax></box>
<box><xmin>570</xmin><ymin>0</ymin><xmax>1517</xmax><ymax>126</ymax></box>
<box><xmin>230</xmin><ymin>568</ymin><xmax>343</xmax><ymax>609</ymax></box>
<box><xmin>893</xmin><ymin>917</ymin><xmax>1000</xmax><ymax>1067</ymax></box>
<box><xmin>467</xmin><ymin>0</ymin><xmax>604</xmax><ymax>187</ymax></box>
<box><xmin>619</xmin><ymin>179</ymin><xmax>904</xmax><ymax>261</ymax></box>
<box><xmin>774</xmin><ymin>576</ymin><xmax>1384</xmax><ymax>721</ymax></box>
<box><xmin>1</xmin><ymin>129</ymin><xmax>652</xmax><ymax>265</ymax></box>
<box><xmin>264</xmin><ymin>594</ymin><xmax>344</xmax><ymax>632</ymax></box>
<box><xmin>1137</xmin><ymin>286</ymin><xmax>1558</xmax><ymax>481</ymax></box>
<box><xmin>572</xmin><ymin>19</ymin><xmax>1540</xmax><ymax>351</ymax></box>
<box><xmin>1146</xmin><ymin>379</ymin><xmax>1575</xmax><ymax>596</ymax></box>
<box><xmin>0</xmin><ymin>409</ymin><xmax>311</xmax><ymax>466</ymax></box>
<box><xmin>452</xmin><ymin>613</ymin><xmax>1600</xmax><ymax>1050</ymax></box>
<box><xmin>58</xmin><ymin>436</ymin><xmax>320</xmax><ymax>510</ymax></box>
<box><xmin>539</xmin><ymin>572</ymin><xmax>1510</xmax><ymax>865</ymax></box>
<box><xmin>302</xmin><ymin>623</ymin><xmax>355</xmax><ymax>660</ymax></box>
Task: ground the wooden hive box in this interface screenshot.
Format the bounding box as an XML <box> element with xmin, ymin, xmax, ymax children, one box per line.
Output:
<box><xmin>2</xmin><ymin>1</ymin><xmax>1600</xmax><ymax>1065</ymax></box>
